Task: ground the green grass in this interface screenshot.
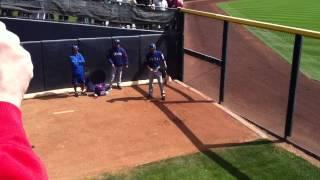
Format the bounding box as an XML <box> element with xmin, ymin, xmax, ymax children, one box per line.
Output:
<box><xmin>90</xmin><ymin>141</ymin><xmax>320</xmax><ymax>180</ymax></box>
<box><xmin>217</xmin><ymin>0</ymin><xmax>320</xmax><ymax>80</ymax></box>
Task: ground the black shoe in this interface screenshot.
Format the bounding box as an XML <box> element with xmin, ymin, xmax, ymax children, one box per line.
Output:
<box><xmin>74</xmin><ymin>92</ymin><xmax>79</xmax><ymax>97</ymax></box>
<box><xmin>147</xmin><ymin>94</ymin><xmax>153</xmax><ymax>99</ymax></box>
<box><xmin>117</xmin><ymin>85</ymin><xmax>122</xmax><ymax>90</ymax></box>
<box><xmin>161</xmin><ymin>93</ymin><xmax>166</xmax><ymax>100</ymax></box>
<box><xmin>81</xmin><ymin>91</ymin><xmax>87</xmax><ymax>96</ymax></box>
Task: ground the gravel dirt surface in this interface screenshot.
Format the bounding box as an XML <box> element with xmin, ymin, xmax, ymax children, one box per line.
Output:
<box><xmin>22</xmin><ymin>82</ymin><xmax>257</xmax><ymax>179</ymax></box>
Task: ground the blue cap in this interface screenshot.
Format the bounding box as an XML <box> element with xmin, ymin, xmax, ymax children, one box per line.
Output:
<box><xmin>149</xmin><ymin>43</ymin><xmax>156</xmax><ymax>49</ymax></box>
<box><xmin>72</xmin><ymin>45</ymin><xmax>79</xmax><ymax>50</ymax></box>
<box><xmin>114</xmin><ymin>39</ymin><xmax>120</xmax><ymax>44</ymax></box>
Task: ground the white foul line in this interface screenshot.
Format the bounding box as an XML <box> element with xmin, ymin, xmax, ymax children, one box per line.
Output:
<box><xmin>53</xmin><ymin>110</ymin><xmax>75</xmax><ymax>115</ymax></box>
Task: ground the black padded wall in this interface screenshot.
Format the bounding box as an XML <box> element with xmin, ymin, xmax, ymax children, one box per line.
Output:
<box><xmin>21</xmin><ymin>33</ymin><xmax>182</xmax><ymax>92</ymax></box>
<box><xmin>163</xmin><ymin>33</ymin><xmax>180</xmax><ymax>80</ymax></box>
<box><xmin>41</xmin><ymin>39</ymin><xmax>78</xmax><ymax>90</ymax></box>
<box><xmin>78</xmin><ymin>37</ymin><xmax>112</xmax><ymax>83</ymax></box>
<box><xmin>22</xmin><ymin>42</ymin><xmax>45</xmax><ymax>93</ymax></box>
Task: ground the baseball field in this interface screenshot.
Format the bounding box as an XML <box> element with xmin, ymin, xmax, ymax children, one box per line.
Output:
<box><xmin>218</xmin><ymin>0</ymin><xmax>320</xmax><ymax>80</ymax></box>
<box><xmin>23</xmin><ymin>83</ymin><xmax>320</xmax><ymax>179</ymax></box>
<box><xmin>19</xmin><ymin>0</ymin><xmax>320</xmax><ymax>179</ymax></box>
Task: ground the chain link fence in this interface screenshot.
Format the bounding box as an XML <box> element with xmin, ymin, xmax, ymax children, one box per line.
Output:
<box><xmin>182</xmin><ymin>9</ymin><xmax>320</xmax><ymax>157</ymax></box>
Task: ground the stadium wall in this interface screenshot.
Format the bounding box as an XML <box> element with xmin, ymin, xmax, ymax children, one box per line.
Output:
<box><xmin>22</xmin><ymin>34</ymin><xmax>182</xmax><ymax>93</ymax></box>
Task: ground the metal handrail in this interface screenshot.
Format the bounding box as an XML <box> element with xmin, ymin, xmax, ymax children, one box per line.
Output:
<box><xmin>180</xmin><ymin>8</ymin><xmax>320</xmax><ymax>39</ymax></box>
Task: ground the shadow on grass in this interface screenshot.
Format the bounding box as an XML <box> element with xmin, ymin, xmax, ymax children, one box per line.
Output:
<box><xmin>129</xmin><ymin>85</ymin><xmax>282</xmax><ymax>180</ymax></box>
<box><xmin>205</xmin><ymin>139</ymin><xmax>282</xmax><ymax>149</ymax></box>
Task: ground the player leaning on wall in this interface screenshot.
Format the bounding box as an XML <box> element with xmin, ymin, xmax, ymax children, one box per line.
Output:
<box><xmin>69</xmin><ymin>45</ymin><xmax>87</xmax><ymax>97</ymax></box>
<box><xmin>108</xmin><ymin>39</ymin><xmax>129</xmax><ymax>90</ymax></box>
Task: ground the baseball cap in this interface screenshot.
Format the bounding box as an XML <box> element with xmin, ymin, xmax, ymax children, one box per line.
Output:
<box><xmin>149</xmin><ymin>43</ymin><xmax>156</xmax><ymax>49</ymax></box>
<box><xmin>113</xmin><ymin>39</ymin><xmax>120</xmax><ymax>44</ymax></box>
<box><xmin>72</xmin><ymin>45</ymin><xmax>79</xmax><ymax>50</ymax></box>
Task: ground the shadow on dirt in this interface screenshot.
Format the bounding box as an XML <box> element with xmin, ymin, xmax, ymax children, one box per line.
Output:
<box><xmin>125</xmin><ymin>85</ymin><xmax>283</xmax><ymax>180</ymax></box>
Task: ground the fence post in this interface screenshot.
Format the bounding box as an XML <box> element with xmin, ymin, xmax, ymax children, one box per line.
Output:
<box><xmin>176</xmin><ymin>10</ymin><xmax>185</xmax><ymax>81</ymax></box>
<box><xmin>285</xmin><ymin>34</ymin><xmax>303</xmax><ymax>138</ymax></box>
<box><xmin>219</xmin><ymin>21</ymin><xmax>229</xmax><ymax>104</ymax></box>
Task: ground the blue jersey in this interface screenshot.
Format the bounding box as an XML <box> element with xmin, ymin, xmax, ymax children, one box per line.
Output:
<box><xmin>108</xmin><ymin>47</ymin><xmax>128</xmax><ymax>67</ymax></box>
<box><xmin>70</xmin><ymin>53</ymin><xmax>85</xmax><ymax>75</ymax></box>
<box><xmin>146</xmin><ymin>51</ymin><xmax>165</xmax><ymax>69</ymax></box>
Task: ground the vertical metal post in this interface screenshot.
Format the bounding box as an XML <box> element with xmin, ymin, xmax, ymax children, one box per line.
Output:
<box><xmin>285</xmin><ymin>34</ymin><xmax>303</xmax><ymax>137</ymax></box>
<box><xmin>177</xmin><ymin>10</ymin><xmax>185</xmax><ymax>81</ymax></box>
<box><xmin>219</xmin><ymin>21</ymin><xmax>229</xmax><ymax>104</ymax></box>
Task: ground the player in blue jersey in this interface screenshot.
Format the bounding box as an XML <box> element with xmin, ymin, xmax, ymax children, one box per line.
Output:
<box><xmin>108</xmin><ymin>39</ymin><xmax>129</xmax><ymax>89</ymax></box>
<box><xmin>145</xmin><ymin>43</ymin><xmax>167</xmax><ymax>100</ymax></box>
<box><xmin>70</xmin><ymin>45</ymin><xmax>86</xmax><ymax>97</ymax></box>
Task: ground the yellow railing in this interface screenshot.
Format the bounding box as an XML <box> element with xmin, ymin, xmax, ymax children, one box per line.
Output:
<box><xmin>180</xmin><ymin>8</ymin><xmax>320</xmax><ymax>39</ymax></box>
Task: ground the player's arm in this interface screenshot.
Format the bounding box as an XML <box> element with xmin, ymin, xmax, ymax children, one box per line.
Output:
<box><xmin>146</xmin><ymin>63</ymin><xmax>153</xmax><ymax>71</ymax></box>
<box><xmin>145</xmin><ymin>54</ymin><xmax>153</xmax><ymax>71</ymax></box>
<box><xmin>107</xmin><ymin>50</ymin><xmax>115</xmax><ymax>68</ymax></box>
<box><xmin>161</xmin><ymin>53</ymin><xmax>167</xmax><ymax>69</ymax></box>
<box><xmin>0</xmin><ymin>21</ymin><xmax>48</xmax><ymax>179</ymax></box>
<box><xmin>109</xmin><ymin>58</ymin><xmax>115</xmax><ymax>67</ymax></box>
<box><xmin>147</xmin><ymin>65</ymin><xmax>153</xmax><ymax>71</ymax></box>
<box><xmin>77</xmin><ymin>54</ymin><xmax>85</xmax><ymax>67</ymax></box>
<box><xmin>122</xmin><ymin>49</ymin><xmax>129</xmax><ymax>68</ymax></box>
<box><xmin>79</xmin><ymin>53</ymin><xmax>85</xmax><ymax>64</ymax></box>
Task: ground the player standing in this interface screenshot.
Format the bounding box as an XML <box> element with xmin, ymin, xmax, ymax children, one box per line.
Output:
<box><xmin>146</xmin><ymin>43</ymin><xmax>167</xmax><ymax>100</ymax></box>
<box><xmin>70</xmin><ymin>45</ymin><xmax>86</xmax><ymax>97</ymax></box>
<box><xmin>108</xmin><ymin>39</ymin><xmax>129</xmax><ymax>89</ymax></box>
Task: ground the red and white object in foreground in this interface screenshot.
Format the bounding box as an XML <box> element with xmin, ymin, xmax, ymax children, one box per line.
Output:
<box><xmin>0</xmin><ymin>21</ymin><xmax>48</xmax><ymax>179</ymax></box>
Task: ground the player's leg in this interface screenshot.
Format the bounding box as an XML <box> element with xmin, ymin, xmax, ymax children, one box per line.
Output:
<box><xmin>148</xmin><ymin>71</ymin><xmax>155</xmax><ymax>98</ymax></box>
<box><xmin>73</xmin><ymin>85</ymin><xmax>78</xmax><ymax>97</ymax></box>
<box><xmin>116</xmin><ymin>66</ymin><xmax>123</xmax><ymax>89</ymax></box>
<box><xmin>80</xmin><ymin>83</ymin><xmax>86</xmax><ymax>95</ymax></box>
<box><xmin>156</xmin><ymin>71</ymin><xmax>165</xmax><ymax>100</ymax></box>
<box><xmin>72</xmin><ymin>75</ymin><xmax>79</xmax><ymax>97</ymax></box>
<box><xmin>163</xmin><ymin>69</ymin><xmax>169</xmax><ymax>85</ymax></box>
<box><xmin>160</xmin><ymin>68</ymin><xmax>167</xmax><ymax>85</ymax></box>
<box><xmin>79</xmin><ymin>73</ymin><xmax>86</xmax><ymax>95</ymax></box>
<box><xmin>110</xmin><ymin>67</ymin><xmax>116</xmax><ymax>89</ymax></box>
<box><xmin>94</xmin><ymin>85</ymin><xmax>99</xmax><ymax>97</ymax></box>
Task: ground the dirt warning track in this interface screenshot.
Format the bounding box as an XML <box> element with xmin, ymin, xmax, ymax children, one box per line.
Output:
<box><xmin>184</xmin><ymin>0</ymin><xmax>320</xmax><ymax>156</ymax></box>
